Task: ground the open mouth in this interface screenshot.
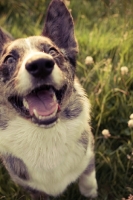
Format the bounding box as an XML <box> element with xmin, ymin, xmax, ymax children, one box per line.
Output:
<box><xmin>8</xmin><ymin>85</ymin><xmax>67</xmax><ymax>127</ymax></box>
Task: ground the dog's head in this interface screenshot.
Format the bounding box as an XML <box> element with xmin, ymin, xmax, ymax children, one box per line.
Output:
<box><xmin>0</xmin><ymin>0</ymin><xmax>78</xmax><ymax>128</ymax></box>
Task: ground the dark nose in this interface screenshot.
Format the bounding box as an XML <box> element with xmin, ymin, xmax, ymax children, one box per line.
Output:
<box><xmin>25</xmin><ymin>55</ymin><xmax>54</xmax><ymax>78</ymax></box>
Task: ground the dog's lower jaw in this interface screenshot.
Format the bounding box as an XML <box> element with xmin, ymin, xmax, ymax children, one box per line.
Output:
<box><xmin>33</xmin><ymin>118</ymin><xmax>60</xmax><ymax>129</ymax></box>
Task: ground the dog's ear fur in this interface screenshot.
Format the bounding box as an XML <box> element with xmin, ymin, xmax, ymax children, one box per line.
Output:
<box><xmin>42</xmin><ymin>0</ymin><xmax>78</xmax><ymax>51</ymax></box>
<box><xmin>0</xmin><ymin>28</ymin><xmax>12</xmax><ymax>54</ymax></box>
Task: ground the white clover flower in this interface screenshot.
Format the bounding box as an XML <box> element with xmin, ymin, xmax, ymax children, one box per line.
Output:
<box><xmin>127</xmin><ymin>194</ymin><xmax>133</xmax><ymax>200</ymax></box>
<box><xmin>127</xmin><ymin>154</ymin><xmax>131</xmax><ymax>160</ymax></box>
<box><xmin>120</xmin><ymin>66</ymin><xmax>129</xmax><ymax>75</ymax></box>
<box><xmin>85</xmin><ymin>56</ymin><xmax>94</xmax><ymax>65</ymax></box>
<box><xmin>128</xmin><ymin>119</ymin><xmax>133</xmax><ymax>128</ymax></box>
<box><xmin>130</xmin><ymin>114</ymin><xmax>133</xmax><ymax>119</ymax></box>
<box><xmin>102</xmin><ymin>129</ymin><xmax>111</xmax><ymax>139</ymax></box>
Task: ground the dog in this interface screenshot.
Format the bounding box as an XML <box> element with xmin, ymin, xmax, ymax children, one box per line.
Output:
<box><xmin>0</xmin><ymin>0</ymin><xmax>98</xmax><ymax>199</ymax></box>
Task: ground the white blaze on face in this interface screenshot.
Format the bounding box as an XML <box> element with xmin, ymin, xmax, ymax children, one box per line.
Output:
<box><xmin>25</xmin><ymin>38</ymin><xmax>32</xmax><ymax>51</ymax></box>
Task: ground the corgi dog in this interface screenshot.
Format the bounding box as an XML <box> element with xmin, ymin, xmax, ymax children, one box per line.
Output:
<box><xmin>0</xmin><ymin>0</ymin><xmax>98</xmax><ymax>199</ymax></box>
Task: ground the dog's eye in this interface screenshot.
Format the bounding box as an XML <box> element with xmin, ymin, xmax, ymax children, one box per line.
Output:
<box><xmin>2</xmin><ymin>56</ymin><xmax>16</xmax><ymax>80</ymax></box>
<box><xmin>4</xmin><ymin>56</ymin><xmax>16</xmax><ymax>64</ymax></box>
<box><xmin>49</xmin><ymin>48</ymin><xmax>58</xmax><ymax>57</ymax></box>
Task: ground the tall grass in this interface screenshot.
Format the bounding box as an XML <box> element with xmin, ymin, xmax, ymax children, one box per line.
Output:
<box><xmin>0</xmin><ymin>0</ymin><xmax>133</xmax><ymax>199</ymax></box>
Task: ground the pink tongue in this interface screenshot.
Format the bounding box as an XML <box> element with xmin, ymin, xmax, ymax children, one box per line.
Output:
<box><xmin>25</xmin><ymin>90</ymin><xmax>58</xmax><ymax>116</ymax></box>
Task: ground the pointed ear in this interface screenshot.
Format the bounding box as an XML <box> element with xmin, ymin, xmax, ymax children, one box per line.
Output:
<box><xmin>42</xmin><ymin>0</ymin><xmax>77</xmax><ymax>51</ymax></box>
<box><xmin>0</xmin><ymin>28</ymin><xmax>12</xmax><ymax>54</ymax></box>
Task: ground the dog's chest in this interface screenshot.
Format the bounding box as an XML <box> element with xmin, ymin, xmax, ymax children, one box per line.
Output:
<box><xmin>3</xmin><ymin>123</ymin><xmax>80</xmax><ymax>169</ymax></box>
<box><xmin>26</xmin><ymin>133</ymin><xmax>86</xmax><ymax>195</ymax></box>
<box><xmin>26</xmin><ymin>132</ymin><xmax>87</xmax><ymax>196</ymax></box>
<box><xmin>1</xmin><ymin>116</ymin><xmax>87</xmax><ymax>181</ymax></box>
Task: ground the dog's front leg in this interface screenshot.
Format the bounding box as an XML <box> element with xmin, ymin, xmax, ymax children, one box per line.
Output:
<box><xmin>78</xmin><ymin>155</ymin><xmax>98</xmax><ymax>198</ymax></box>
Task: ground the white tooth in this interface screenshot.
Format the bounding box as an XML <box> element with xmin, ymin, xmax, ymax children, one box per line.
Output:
<box><xmin>50</xmin><ymin>113</ymin><xmax>53</xmax><ymax>118</ymax></box>
<box><xmin>53</xmin><ymin>93</ymin><xmax>57</xmax><ymax>101</ymax></box>
<box><xmin>39</xmin><ymin>125</ymin><xmax>45</xmax><ymax>128</ymax></box>
<box><xmin>43</xmin><ymin>116</ymin><xmax>47</xmax><ymax>120</ymax></box>
<box><xmin>39</xmin><ymin>115</ymin><xmax>42</xmax><ymax>120</ymax></box>
<box><xmin>50</xmin><ymin>112</ymin><xmax>55</xmax><ymax>118</ymax></box>
<box><xmin>23</xmin><ymin>98</ymin><xmax>29</xmax><ymax>109</ymax></box>
<box><xmin>33</xmin><ymin>109</ymin><xmax>39</xmax><ymax>119</ymax></box>
<box><xmin>40</xmin><ymin>116</ymin><xmax>45</xmax><ymax>120</ymax></box>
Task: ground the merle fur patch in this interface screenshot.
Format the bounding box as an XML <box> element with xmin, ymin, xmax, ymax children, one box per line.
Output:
<box><xmin>3</xmin><ymin>154</ymin><xmax>29</xmax><ymax>180</ymax></box>
<box><xmin>0</xmin><ymin>121</ymin><xmax>8</xmax><ymax>130</ymax></box>
<box><xmin>84</xmin><ymin>157</ymin><xmax>95</xmax><ymax>175</ymax></box>
<box><xmin>0</xmin><ymin>107</ymin><xmax>8</xmax><ymax>130</ymax></box>
<box><xmin>78</xmin><ymin>130</ymin><xmax>88</xmax><ymax>151</ymax></box>
<box><xmin>63</xmin><ymin>93</ymin><xmax>83</xmax><ymax>119</ymax></box>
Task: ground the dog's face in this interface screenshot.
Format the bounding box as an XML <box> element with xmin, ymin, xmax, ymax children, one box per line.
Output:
<box><xmin>0</xmin><ymin>0</ymin><xmax>78</xmax><ymax>128</ymax></box>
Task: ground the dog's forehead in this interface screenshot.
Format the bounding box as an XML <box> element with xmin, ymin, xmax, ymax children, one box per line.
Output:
<box><xmin>6</xmin><ymin>36</ymin><xmax>53</xmax><ymax>54</ymax></box>
<box><xmin>25</xmin><ymin>36</ymin><xmax>54</xmax><ymax>49</ymax></box>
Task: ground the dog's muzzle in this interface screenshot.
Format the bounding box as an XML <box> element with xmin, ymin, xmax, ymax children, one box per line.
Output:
<box><xmin>8</xmin><ymin>55</ymin><xmax>67</xmax><ymax>128</ymax></box>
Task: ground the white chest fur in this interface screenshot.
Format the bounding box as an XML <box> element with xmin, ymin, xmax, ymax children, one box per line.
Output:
<box><xmin>0</xmin><ymin>113</ymin><xmax>92</xmax><ymax>195</ymax></box>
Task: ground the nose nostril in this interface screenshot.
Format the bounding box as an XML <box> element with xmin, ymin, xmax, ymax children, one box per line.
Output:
<box><xmin>32</xmin><ymin>64</ymin><xmax>38</xmax><ymax>72</ymax></box>
<box><xmin>27</xmin><ymin>63</ymin><xmax>38</xmax><ymax>75</ymax></box>
<box><xmin>45</xmin><ymin>60</ymin><xmax>54</xmax><ymax>70</ymax></box>
<box><xmin>25</xmin><ymin>56</ymin><xmax>54</xmax><ymax>78</ymax></box>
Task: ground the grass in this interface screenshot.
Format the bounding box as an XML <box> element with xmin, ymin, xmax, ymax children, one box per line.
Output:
<box><xmin>0</xmin><ymin>0</ymin><xmax>133</xmax><ymax>199</ymax></box>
